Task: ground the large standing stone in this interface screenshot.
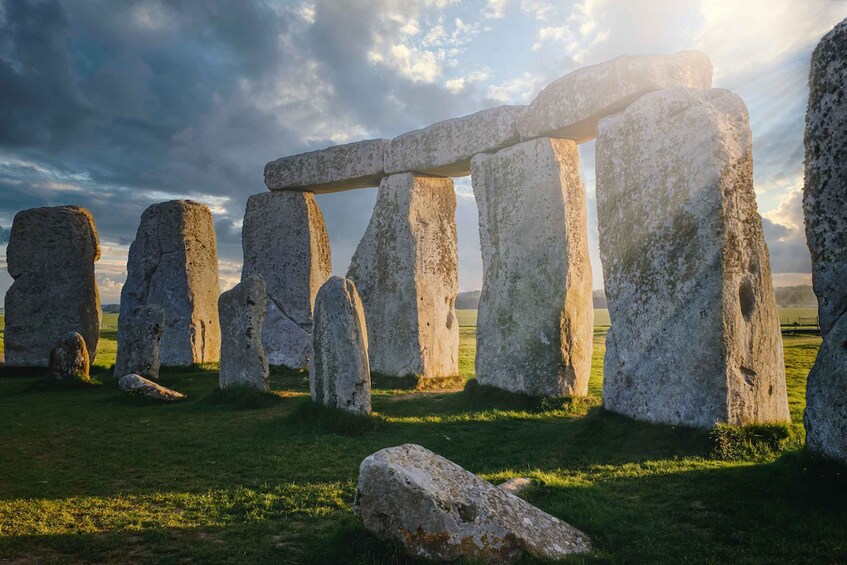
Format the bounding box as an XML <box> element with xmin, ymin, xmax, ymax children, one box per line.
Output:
<box><xmin>119</xmin><ymin>200</ymin><xmax>221</xmax><ymax>367</ymax></box>
<box><xmin>384</xmin><ymin>105</ymin><xmax>524</xmax><ymax>177</ymax></box>
<box><xmin>803</xmin><ymin>18</ymin><xmax>847</xmax><ymax>463</ymax></box>
<box><xmin>4</xmin><ymin>206</ymin><xmax>101</xmax><ymax>367</ymax></box>
<box><xmin>347</xmin><ymin>173</ymin><xmax>459</xmax><ymax>379</ymax></box>
<box><xmin>241</xmin><ymin>192</ymin><xmax>331</xmax><ymax>369</ymax></box>
<box><xmin>354</xmin><ymin>444</ymin><xmax>592</xmax><ymax>563</ymax></box>
<box><xmin>310</xmin><ymin>276</ymin><xmax>371</xmax><ymax>415</ymax></box>
<box><xmin>471</xmin><ymin>138</ymin><xmax>593</xmax><ymax>397</ymax></box>
<box><xmin>596</xmin><ymin>87</ymin><xmax>789</xmax><ymax>429</ymax></box>
<box><xmin>113</xmin><ymin>305</ymin><xmax>165</xmax><ymax>380</ymax></box>
<box><xmin>518</xmin><ymin>51</ymin><xmax>712</xmax><ymax>142</ymax></box>
<box><xmin>219</xmin><ymin>275</ymin><xmax>269</xmax><ymax>392</ymax></box>
<box><xmin>47</xmin><ymin>332</ymin><xmax>90</xmax><ymax>382</ymax></box>
<box><xmin>264</xmin><ymin>138</ymin><xmax>388</xmax><ymax>193</ymax></box>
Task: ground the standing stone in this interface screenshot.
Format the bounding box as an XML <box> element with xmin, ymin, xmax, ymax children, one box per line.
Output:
<box><xmin>596</xmin><ymin>87</ymin><xmax>789</xmax><ymax>429</ymax></box>
<box><xmin>119</xmin><ymin>200</ymin><xmax>221</xmax><ymax>367</ymax></box>
<box><xmin>471</xmin><ymin>138</ymin><xmax>593</xmax><ymax>397</ymax></box>
<box><xmin>47</xmin><ymin>332</ymin><xmax>90</xmax><ymax>382</ymax></box>
<box><xmin>241</xmin><ymin>191</ymin><xmax>331</xmax><ymax>369</ymax></box>
<box><xmin>113</xmin><ymin>305</ymin><xmax>165</xmax><ymax>380</ymax></box>
<box><xmin>4</xmin><ymin>206</ymin><xmax>101</xmax><ymax>367</ymax></box>
<box><xmin>311</xmin><ymin>276</ymin><xmax>371</xmax><ymax>415</ymax></box>
<box><xmin>803</xmin><ymin>18</ymin><xmax>847</xmax><ymax>463</ymax></box>
<box><xmin>219</xmin><ymin>275</ymin><xmax>269</xmax><ymax>392</ymax></box>
<box><xmin>347</xmin><ymin>173</ymin><xmax>459</xmax><ymax>379</ymax></box>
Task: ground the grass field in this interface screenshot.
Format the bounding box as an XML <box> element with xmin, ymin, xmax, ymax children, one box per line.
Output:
<box><xmin>0</xmin><ymin>311</ymin><xmax>845</xmax><ymax>563</ymax></box>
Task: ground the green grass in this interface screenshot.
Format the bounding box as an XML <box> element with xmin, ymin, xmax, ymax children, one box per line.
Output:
<box><xmin>0</xmin><ymin>313</ymin><xmax>845</xmax><ymax>563</ymax></box>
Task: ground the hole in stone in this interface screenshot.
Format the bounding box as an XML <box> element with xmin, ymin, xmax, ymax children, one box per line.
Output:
<box><xmin>741</xmin><ymin>366</ymin><xmax>757</xmax><ymax>386</ymax></box>
<box><xmin>768</xmin><ymin>384</ymin><xmax>774</xmax><ymax>396</ymax></box>
<box><xmin>456</xmin><ymin>502</ymin><xmax>478</xmax><ymax>523</ymax></box>
<box><xmin>739</xmin><ymin>279</ymin><xmax>756</xmax><ymax>321</ymax></box>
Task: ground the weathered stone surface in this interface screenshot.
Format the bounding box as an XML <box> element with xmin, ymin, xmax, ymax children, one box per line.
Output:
<box><xmin>471</xmin><ymin>138</ymin><xmax>593</xmax><ymax>397</ymax></box>
<box><xmin>596</xmin><ymin>87</ymin><xmax>789</xmax><ymax>429</ymax></box>
<box><xmin>347</xmin><ymin>173</ymin><xmax>459</xmax><ymax>379</ymax></box>
<box><xmin>4</xmin><ymin>206</ymin><xmax>101</xmax><ymax>367</ymax></box>
<box><xmin>241</xmin><ymin>192</ymin><xmax>332</xmax><ymax>369</ymax></box>
<box><xmin>118</xmin><ymin>373</ymin><xmax>186</xmax><ymax>402</ymax></box>
<box><xmin>119</xmin><ymin>200</ymin><xmax>221</xmax><ymax>367</ymax></box>
<box><xmin>47</xmin><ymin>332</ymin><xmax>90</xmax><ymax>382</ymax></box>
<box><xmin>264</xmin><ymin>138</ymin><xmax>388</xmax><ymax>193</ymax></box>
<box><xmin>114</xmin><ymin>305</ymin><xmax>165</xmax><ymax>380</ymax></box>
<box><xmin>518</xmin><ymin>51</ymin><xmax>713</xmax><ymax>142</ymax></box>
<box><xmin>385</xmin><ymin>105</ymin><xmax>525</xmax><ymax>177</ymax></box>
<box><xmin>310</xmin><ymin>276</ymin><xmax>371</xmax><ymax>414</ymax></box>
<box><xmin>354</xmin><ymin>444</ymin><xmax>591</xmax><ymax>563</ymax></box>
<box><xmin>219</xmin><ymin>275</ymin><xmax>269</xmax><ymax>392</ymax></box>
<box><xmin>803</xmin><ymin>18</ymin><xmax>847</xmax><ymax>463</ymax></box>
<box><xmin>804</xmin><ymin>17</ymin><xmax>847</xmax><ymax>338</ymax></box>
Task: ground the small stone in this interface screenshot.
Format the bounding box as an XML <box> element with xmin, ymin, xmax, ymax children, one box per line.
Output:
<box><xmin>499</xmin><ymin>477</ymin><xmax>533</xmax><ymax>496</ymax></box>
<box><xmin>118</xmin><ymin>374</ymin><xmax>186</xmax><ymax>402</ymax></box>
<box><xmin>219</xmin><ymin>275</ymin><xmax>269</xmax><ymax>392</ymax></box>
<box><xmin>114</xmin><ymin>305</ymin><xmax>165</xmax><ymax>380</ymax></box>
<box><xmin>47</xmin><ymin>332</ymin><xmax>90</xmax><ymax>382</ymax></box>
<box><xmin>354</xmin><ymin>444</ymin><xmax>591</xmax><ymax>563</ymax></box>
<box><xmin>264</xmin><ymin>138</ymin><xmax>388</xmax><ymax>193</ymax></box>
<box><xmin>310</xmin><ymin>276</ymin><xmax>371</xmax><ymax>415</ymax></box>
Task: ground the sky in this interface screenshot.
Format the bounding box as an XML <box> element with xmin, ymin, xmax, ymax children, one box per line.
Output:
<box><xmin>0</xmin><ymin>0</ymin><xmax>845</xmax><ymax>304</ymax></box>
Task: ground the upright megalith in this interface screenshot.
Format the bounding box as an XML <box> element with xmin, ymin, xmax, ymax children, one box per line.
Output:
<box><xmin>241</xmin><ymin>191</ymin><xmax>331</xmax><ymax>369</ymax></box>
<box><xmin>311</xmin><ymin>276</ymin><xmax>371</xmax><ymax>415</ymax></box>
<box><xmin>219</xmin><ymin>275</ymin><xmax>269</xmax><ymax>392</ymax></box>
<box><xmin>4</xmin><ymin>206</ymin><xmax>101</xmax><ymax>367</ymax></box>
<box><xmin>596</xmin><ymin>87</ymin><xmax>789</xmax><ymax>429</ymax></box>
<box><xmin>48</xmin><ymin>332</ymin><xmax>90</xmax><ymax>382</ymax></box>
<box><xmin>347</xmin><ymin>173</ymin><xmax>459</xmax><ymax>379</ymax></box>
<box><xmin>471</xmin><ymin>138</ymin><xmax>593</xmax><ymax>397</ymax></box>
<box><xmin>114</xmin><ymin>305</ymin><xmax>165</xmax><ymax>380</ymax></box>
<box><xmin>119</xmin><ymin>200</ymin><xmax>221</xmax><ymax>367</ymax></box>
<box><xmin>803</xmin><ymin>17</ymin><xmax>847</xmax><ymax>463</ymax></box>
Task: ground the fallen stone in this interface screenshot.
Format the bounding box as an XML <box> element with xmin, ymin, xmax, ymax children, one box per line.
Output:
<box><xmin>518</xmin><ymin>51</ymin><xmax>713</xmax><ymax>142</ymax></box>
<box><xmin>803</xmin><ymin>17</ymin><xmax>847</xmax><ymax>464</ymax></box>
<box><xmin>264</xmin><ymin>138</ymin><xmax>388</xmax><ymax>193</ymax></box>
<box><xmin>384</xmin><ymin>105</ymin><xmax>524</xmax><ymax>177</ymax></box>
<box><xmin>471</xmin><ymin>138</ymin><xmax>593</xmax><ymax>397</ymax></box>
<box><xmin>804</xmin><ymin>17</ymin><xmax>847</xmax><ymax>337</ymax></box>
<box><xmin>4</xmin><ymin>206</ymin><xmax>101</xmax><ymax>367</ymax></box>
<box><xmin>219</xmin><ymin>275</ymin><xmax>269</xmax><ymax>392</ymax></box>
<box><xmin>119</xmin><ymin>200</ymin><xmax>221</xmax><ymax>366</ymax></box>
<box><xmin>118</xmin><ymin>373</ymin><xmax>186</xmax><ymax>402</ymax></box>
<box><xmin>47</xmin><ymin>332</ymin><xmax>90</xmax><ymax>382</ymax></box>
<box><xmin>354</xmin><ymin>444</ymin><xmax>591</xmax><ymax>563</ymax></box>
<box><xmin>596</xmin><ymin>87</ymin><xmax>789</xmax><ymax>429</ymax></box>
<box><xmin>114</xmin><ymin>305</ymin><xmax>165</xmax><ymax>380</ymax></box>
<box><xmin>310</xmin><ymin>276</ymin><xmax>371</xmax><ymax>415</ymax></box>
<box><xmin>241</xmin><ymin>191</ymin><xmax>332</xmax><ymax>369</ymax></box>
<box><xmin>347</xmin><ymin>173</ymin><xmax>459</xmax><ymax>379</ymax></box>
<box><xmin>498</xmin><ymin>477</ymin><xmax>533</xmax><ymax>496</ymax></box>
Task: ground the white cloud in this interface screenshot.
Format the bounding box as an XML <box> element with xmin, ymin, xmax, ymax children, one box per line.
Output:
<box><xmin>483</xmin><ymin>0</ymin><xmax>509</xmax><ymax>19</ymax></box>
<box><xmin>486</xmin><ymin>72</ymin><xmax>546</xmax><ymax>103</ymax></box>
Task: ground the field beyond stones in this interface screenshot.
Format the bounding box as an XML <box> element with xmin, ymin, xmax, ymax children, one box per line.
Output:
<box><xmin>1</xmin><ymin>311</ymin><xmax>845</xmax><ymax>563</ymax></box>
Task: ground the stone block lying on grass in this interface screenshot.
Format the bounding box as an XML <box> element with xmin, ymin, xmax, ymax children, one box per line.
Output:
<box><xmin>47</xmin><ymin>332</ymin><xmax>90</xmax><ymax>383</ymax></box>
<box><xmin>118</xmin><ymin>374</ymin><xmax>186</xmax><ymax>402</ymax></box>
<box><xmin>354</xmin><ymin>444</ymin><xmax>591</xmax><ymax>563</ymax></box>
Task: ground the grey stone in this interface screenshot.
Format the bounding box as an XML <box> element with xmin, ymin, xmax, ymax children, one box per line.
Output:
<box><xmin>4</xmin><ymin>206</ymin><xmax>101</xmax><ymax>367</ymax></box>
<box><xmin>47</xmin><ymin>332</ymin><xmax>90</xmax><ymax>382</ymax></box>
<box><xmin>498</xmin><ymin>477</ymin><xmax>532</xmax><ymax>496</ymax></box>
<box><xmin>119</xmin><ymin>373</ymin><xmax>186</xmax><ymax>402</ymax></box>
<box><xmin>241</xmin><ymin>191</ymin><xmax>332</xmax><ymax>369</ymax></box>
<box><xmin>219</xmin><ymin>275</ymin><xmax>269</xmax><ymax>392</ymax></box>
<box><xmin>518</xmin><ymin>51</ymin><xmax>713</xmax><ymax>142</ymax></box>
<box><xmin>310</xmin><ymin>276</ymin><xmax>371</xmax><ymax>415</ymax></box>
<box><xmin>119</xmin><ymin>200</ymin><xmax>221</xmax><ymax>367</ymax></box>
<box><xmin>114</xmin><ymin>305</ymin><xmax>165</xmax><ymax>380</ymax></box>
<box><xmin>803</xmin><ymin>17</ymin><xmax>847</xmax><ymax>463</ymax></box>
<box><xmin>347</xmin><ymin>173</ymin><xmax>459</xmax><ymax>379</ymax></box>
<box><xmin>264</xmin><ymin>138</ymin><xmax>388</xmax><ymax>193</ymax></box>
<box><xmin>596</xmin><ymin>87</ymin><xmax>789</xmax><ymax>429</ymax></box>
<box><xmin>471</xmin><ymin>138</ymin><xmax>593</xmax><ymax>397</ymax></box>
<box><xmin>384</xmin><ymin>105</ymin><xmax>524</xmax><ymax>177</ymax></box>
<box><xmin>354</xmin><ymin>444</ymin><xmax>592</xmax><ymax>563</ymax></box>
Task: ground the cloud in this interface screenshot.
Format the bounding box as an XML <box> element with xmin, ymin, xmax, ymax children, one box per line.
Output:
<box><xmin>0</xmin><ymin>226</ymin><xmax>8</xmax><ymax>244</ymax></box>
